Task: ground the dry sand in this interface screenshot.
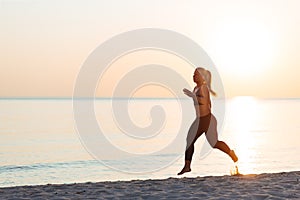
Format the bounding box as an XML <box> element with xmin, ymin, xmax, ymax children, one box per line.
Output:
<box><xmin>0</xmin><ymin>171</ymin><xmax>299</xmax><ymax>199</ymax></box>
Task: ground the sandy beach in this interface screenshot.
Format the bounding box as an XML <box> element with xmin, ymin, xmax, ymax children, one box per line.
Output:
<box><xmin>0</xmin><ymin>171</ymin><xmax>299</xmax><ymax>199</ymax></box>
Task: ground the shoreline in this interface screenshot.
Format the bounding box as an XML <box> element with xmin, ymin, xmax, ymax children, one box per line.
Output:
<box><xmin>1</xmin><ymin>171</ymin><xmax>299</xmax><ymax>199</ymax></box>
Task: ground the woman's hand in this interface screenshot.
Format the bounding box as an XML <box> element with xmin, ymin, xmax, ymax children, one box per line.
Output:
<box><xmin>183</xmin><ymin>88</ymin><xmax>195</xmax><ymax>98</ymax></box>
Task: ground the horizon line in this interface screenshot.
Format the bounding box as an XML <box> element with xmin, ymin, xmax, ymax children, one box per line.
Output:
<box><xmin>0</xmin><ymin>96</ymin><xmax>299</xmax><ymax>100</ymax></box>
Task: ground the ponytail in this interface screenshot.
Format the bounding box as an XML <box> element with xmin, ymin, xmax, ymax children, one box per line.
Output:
<box><xmin>204</xmin><ymin>70</ymin><xmax>217</xmax><ymax>97</ymax></box>
<box><xmin>196</xmin><ymin>67</ymin><xmax>217</xmax><ymax>96</ymax></box>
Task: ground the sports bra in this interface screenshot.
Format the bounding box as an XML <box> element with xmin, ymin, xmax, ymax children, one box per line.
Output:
<box><xmin>193</xmin><ymin>87</ymin><xmax>204</xmax><ymax>105</ymax></box>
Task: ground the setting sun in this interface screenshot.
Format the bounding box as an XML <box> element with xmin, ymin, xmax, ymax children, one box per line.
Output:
<box><xmin>210</xmin><ymin>18</ymin><xmax>278</xmax><ymax>77</ymax></box>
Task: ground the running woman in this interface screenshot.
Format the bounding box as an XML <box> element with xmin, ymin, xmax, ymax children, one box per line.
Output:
<box><xmin>178</xmin><ymin>67</ymin><xmax>238</xmax><ymax>175</ymax></box>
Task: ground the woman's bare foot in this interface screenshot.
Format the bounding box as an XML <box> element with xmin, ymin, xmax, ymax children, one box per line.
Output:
<box><xmin>229</xmin><ymin>150</ymin><xmax>238</xmax><ymax>162</ymax></box>
<box><xmin>177</xmin><ymin>167</ymin><xmax>191</xmax><ymax>175</ymax></box>
<box><xmin>178</xmin><ymin>160</ymin><xmax>191</xmax><ymax>175</ymax></box>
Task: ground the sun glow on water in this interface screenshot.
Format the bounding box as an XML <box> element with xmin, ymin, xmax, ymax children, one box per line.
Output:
<box><xmin>228</xmin><ymin>96</ymin><xmax>260</xmax><ymax>174</ymax></box>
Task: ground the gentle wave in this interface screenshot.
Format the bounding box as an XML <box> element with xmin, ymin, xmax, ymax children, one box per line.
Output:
<box><xmin>0</xmin><ymin>160</ymin><xmax>100</xmax><ymax>172</ymax></box>
<box><xmin>0</xmin><ymin>153</ymin><xmax>179</xmax><ymax>173</ymax></box>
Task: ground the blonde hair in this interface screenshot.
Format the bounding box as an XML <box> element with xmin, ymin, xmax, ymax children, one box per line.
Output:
<box><xmin>196</xmin><ymin>67</ymin><xmax>217</xmax><ymax>96</ymax></box>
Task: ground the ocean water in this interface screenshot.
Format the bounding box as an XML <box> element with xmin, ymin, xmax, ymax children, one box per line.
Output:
<box><xmin>0</xmin><ymin>97</ymin><xmax>300</xmax><ymax>187</ymax></box>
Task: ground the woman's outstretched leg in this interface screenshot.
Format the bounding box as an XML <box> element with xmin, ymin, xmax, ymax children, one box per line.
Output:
<box><xmin>214</xmin><ymin>141</ymin><xmax>238</xmax><ymax>162</ymax></box>
<box><xmin>206</xmin><ymin>115</ymin><xmax>238</xmax><ymax>162</ymax></box>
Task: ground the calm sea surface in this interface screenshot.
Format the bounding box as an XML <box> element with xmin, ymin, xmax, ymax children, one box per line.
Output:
<box><xmin>0</xmin><ymin>98</ymin><xmax>300</xmax><ymax>187</ymax></box>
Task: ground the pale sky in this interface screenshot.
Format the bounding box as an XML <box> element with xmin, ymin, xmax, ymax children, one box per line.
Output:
<box><xmin>1</xmin><ymin>0</ymin><xmax>300</xmax><ymax>98</ymax></box>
